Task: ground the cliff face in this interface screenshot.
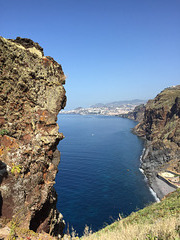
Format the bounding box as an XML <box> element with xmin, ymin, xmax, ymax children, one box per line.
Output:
<box><xmin>134</xmin><ymin>86</ymin><xmax>180</xmax><ymax>192</ymax></box>
<box><xmin>119</xmin><ymin>104</ymin><xmax>145</xmax><ymax>122</ymax></box>
<box><xmin>0</xmin><ymin>37</ymin><xmax>66</xmax><ymax>236</ymax></box>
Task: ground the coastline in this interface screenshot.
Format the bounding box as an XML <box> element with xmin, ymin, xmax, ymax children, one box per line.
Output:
<box><xmin>139</xmin><ymin>144</ymin><xmax>177</xmax><ymax>201</ymax></box>
<box><xmin>139</xmin><ymin>167</ymin><xmax>160</xmax><ymax>202</ymax></box>
<box><xmin>61</xmin><ymin>114</ymin><xmax>177</xmax><ymax>202</ymax></box>
<box><xmin>150</xmin><ymin>177</ymin><xmax>176</xmax><ymax>199</ymax></box>
<box><xmin>133</xmin><ymin>86</ymin><xmax>180</xmax><ymax>202</ymax></box>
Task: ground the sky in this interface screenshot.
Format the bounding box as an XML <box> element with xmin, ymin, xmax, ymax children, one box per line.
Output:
<box><xmin>1</xmin><ymin>0</ymin><xmax>180</xmax><ymax>110</ymax></box>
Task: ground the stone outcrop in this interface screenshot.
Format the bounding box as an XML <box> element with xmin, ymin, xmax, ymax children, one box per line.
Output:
<box><xmin>119</xmin><ymin>104</ymin><xmax>145</xmax><ymax>122</ymax></box>
<box><xmin>134</xmin><ymin>86</ymin><xmax>180</xmax><ymax>198</ymax></box>
<box><xmin>0</xmin><ymin>37</ymin><xmax>66</xmax><ymax>237</ymax></box>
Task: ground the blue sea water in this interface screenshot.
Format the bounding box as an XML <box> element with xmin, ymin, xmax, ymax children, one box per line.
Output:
<box><xmin>54</xmin><ymin>114</ymin><xmax>155</xmax><ymax>236</ymax></box>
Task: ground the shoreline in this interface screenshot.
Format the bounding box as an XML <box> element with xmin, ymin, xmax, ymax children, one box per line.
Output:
<box><xmin>60</xmin><ymin>114</ymin><xmax>177</xmax><ymax>201</ymax></box>
<box><xmin>139</xmin><ymin>148</ymin><xmax>159</xmax><ymax>202</ymax></box>
<box><xmin>150</xmin><ymin>176</ymin><xmax>176</xmax><ymax>200</ymax></box>
<box><xmin>62</xmin><ymin>114</ymin><xmax>177</xmax><ymax>202</ymax></box>
<box><xmin>139</xmin><ymin>167</ymin><xmax>160</xmax><ymax>202</ymax></box>
<box><xmin>139</xmin><ymin>145</ymin><xmax>177</xmax><ymax>201</ymax></box>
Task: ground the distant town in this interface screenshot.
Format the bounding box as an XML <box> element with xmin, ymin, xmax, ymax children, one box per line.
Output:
<box><xmin>61</xmin><ymin>99</ymin><xmax>147</xmax><ymax>116</ymax></box>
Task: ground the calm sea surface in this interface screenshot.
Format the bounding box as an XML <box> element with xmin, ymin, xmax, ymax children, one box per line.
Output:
<box><xmin>55</xmin><ymin>114</ymin><xmax>155</xmax><ymax>236</ymax></box>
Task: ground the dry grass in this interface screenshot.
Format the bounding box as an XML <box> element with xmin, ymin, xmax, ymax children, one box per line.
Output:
<box><xmin>81</xmin><ymin>216</ymin><xmax>180</xmax><ymax>240</ymax></box>
<box><xmin>80</xmin><ymin>189</ymin><xmax>180</xmax><ymax>240</ymax></box>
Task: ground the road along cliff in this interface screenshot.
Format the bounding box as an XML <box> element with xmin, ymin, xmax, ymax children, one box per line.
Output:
<box><xmin>0</xmin><ymin>37</ymin><xmax>66</xmax><ymax>237</ymax></box>
<box><xmin>134</xmin><ymin>86</ymin><xmax>180</xmax><ymax>199</ymax></box>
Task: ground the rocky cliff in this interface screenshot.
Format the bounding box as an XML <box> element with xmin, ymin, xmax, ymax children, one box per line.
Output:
<box><xmin>119</xmin><ymin>104</ymin><xmax>145</xmax><ymax>122</ymax></box>
<box><xmin>0</xmin><ymin>37</ymin><xmax>66</xmax><ymax>237</ymax></box>
<box><xmin>134</xmin><ymin>86</ymin><xmax>180</xmax><ymax>198</ymax></box>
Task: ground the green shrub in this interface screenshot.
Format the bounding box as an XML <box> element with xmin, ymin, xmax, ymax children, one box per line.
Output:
<box><xmin>0</xmin><ymin>129</ymin><xmax>9</xmax><ymax>136</ymax></box>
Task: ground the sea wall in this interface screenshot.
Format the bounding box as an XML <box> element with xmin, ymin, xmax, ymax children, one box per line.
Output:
<box><xmin>0</xmin><ymin>37</ymin><xmax>66</xmax><ymax>236</ymax></box>
<box><xmin>134</xmin><ymin>86</ymin><xmax>180</xmax><ymax>199</ymax></box>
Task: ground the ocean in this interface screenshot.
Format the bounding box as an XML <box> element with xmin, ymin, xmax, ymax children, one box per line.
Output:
<box><xmin>54</xmin><ymin>114</ymin><xmax>155</xmax><ymax>236</ymax></box>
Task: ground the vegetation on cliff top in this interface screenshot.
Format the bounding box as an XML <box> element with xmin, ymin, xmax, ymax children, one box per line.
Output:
<box><xmin>79</xmin><ymin>189</ymin><xmax>180</xmax><ymax>240</ymax></box>
<box><xmin>146</xmin><ymin>86</ymin><xmax>180</xmax><ymax>110</ymax></box>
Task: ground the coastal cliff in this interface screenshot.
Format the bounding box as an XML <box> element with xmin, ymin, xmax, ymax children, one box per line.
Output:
<box><xmin>134</xmin><ymin>86</ymin><xmax>180</xmax><ymax>199</ymax></box>
<box><xmin>0</xmin><ymin>37</ymin><xmax>66</xmax><ymax>237</ymax></box>
<box><xmin>119</xmin><ymin>104</ymin><xmax>145</xmax><ymax>122</ymax></box>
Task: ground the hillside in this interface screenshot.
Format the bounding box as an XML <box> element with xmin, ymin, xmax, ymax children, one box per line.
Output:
<box><xmin>80</xmin><ymin>189</ymin><xmax>180</xmax><ymax>240</ymax></box>
<box><xmin>134</xmin><ymin>86</ymin><xmax>180</xmax><ymax>199</ymax></box>
<box><xmin>90</xmin><ymin>99</ymin><xmax>146</xmax><ymax>108</ymax></box>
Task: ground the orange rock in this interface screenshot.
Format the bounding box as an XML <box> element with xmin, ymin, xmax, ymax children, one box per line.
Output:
<box><xmin>0</xmin><ymin>147</ymin><xmax>4</xmax><ymax>156</ymax></box>
<box><xmin>1</xmin><ymin>135</ymin><xmax>19</xmax><ymax>149</ymax></box>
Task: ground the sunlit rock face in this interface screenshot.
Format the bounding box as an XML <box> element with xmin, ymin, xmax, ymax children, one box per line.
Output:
<box><xmin>0</xmin><ymin>37</ymin><xmax>66</xmax><ymax>236</ymax></box>
<box><xmin>134</xmin><ymin>86</ymin><xmax>180</xmax><ymax>194</ymax></box>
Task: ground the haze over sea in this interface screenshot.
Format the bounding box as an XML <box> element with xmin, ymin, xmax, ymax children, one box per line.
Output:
<box><xmin>55</xmin><ymin>114</ymin><xmax>155</xmax><ymax>236</ymax></box>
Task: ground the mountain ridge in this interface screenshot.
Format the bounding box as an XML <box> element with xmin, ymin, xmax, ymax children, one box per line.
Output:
<box><xmin>90</xmin><ymin>99</ymin><xmax>146</xmax><ymax>108</ymax></box>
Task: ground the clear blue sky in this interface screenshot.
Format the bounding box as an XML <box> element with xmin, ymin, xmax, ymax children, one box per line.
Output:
<box><xmin>1</xmin><ymin>0</ymin><xmax>180</xmax><ymax>109</ymax></box>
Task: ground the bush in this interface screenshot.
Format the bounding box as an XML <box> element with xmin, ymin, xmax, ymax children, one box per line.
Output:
<box><xmin>0</xmin><ymin>129</ymin><xmax>9</xmax><ymax>136</ymax></box>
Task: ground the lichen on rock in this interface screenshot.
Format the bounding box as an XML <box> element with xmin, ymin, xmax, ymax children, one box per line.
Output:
<box><xmin>0</xmin><ymin>36</ymin><xmax>66</xmax><ymax>237</ymax></box>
